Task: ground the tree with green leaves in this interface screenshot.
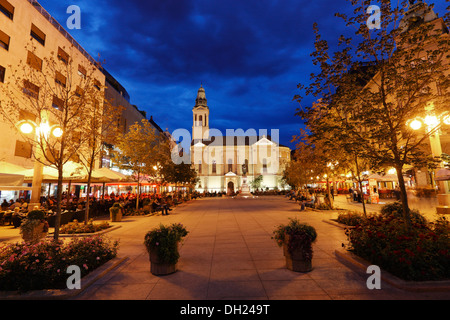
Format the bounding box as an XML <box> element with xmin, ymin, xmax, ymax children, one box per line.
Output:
<box><xmin>77</xmin><ymin>93</ymin><xmax>123</xmax><ymax>224</ymax></box>
<box><xmin>0</xmin><ymin>43</ymin><xmax>106</xmax><ymax>240</ymax></box>
<box><xmin>295</xmin><ymin>0</ymin><xmax>450</xmax><ymax>227</ymax></box>
<box><xmin>250</xmin><ymin>175</ymin><xmax>264</xmax><ymax>191</ymax></box>
<box><xmin>112</xmin><ymin>119</ymin><xmax>165</xmax><ymax>210</ymax></box>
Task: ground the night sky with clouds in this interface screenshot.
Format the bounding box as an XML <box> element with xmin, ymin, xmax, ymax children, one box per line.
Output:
<box><xmin>37</xmin><ymin>0</ymin><xmax>448</xmax><ymax>150</ymax></box>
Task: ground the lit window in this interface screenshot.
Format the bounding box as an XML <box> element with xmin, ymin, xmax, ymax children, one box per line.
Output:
<box><xmin>52</xmin><ymin>95</ymin><xmax>64</xmax><ymax>111</ymax></box>
<box><xmin>78</xmin><ymin>64</ymin><xmax>86</xmax><ymax>78</ymax></box>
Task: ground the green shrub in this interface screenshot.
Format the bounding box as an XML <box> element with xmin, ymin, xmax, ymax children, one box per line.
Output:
<box><xmin>380</xmin><ymin>202</ymin><xmax>427</xmax><ymax>225</ymax></box>
<box><xmin>273</xmin><ymin>218</ymin><xmax>317</xmax><ymax>260</ymax></box>
<box><xmin>59</xmin><ymin>220</ymin><xmax>111</xmax><ymax>234</ymax></box>
<box><xmin>144</xmin><ymin>223</ymin><xmax>189</xmax><ymax>265</ymax></box>
<box><xmin>336</xmin><ymin>211</ymin><xmax>363</xmax><ymax>226</ymax></box>
<box><xmin>345</xmin><ymin>214</ymin><xmax>450</xmax><ymax>281</ymax></box>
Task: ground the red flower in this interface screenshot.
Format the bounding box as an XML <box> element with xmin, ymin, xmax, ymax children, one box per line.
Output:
<box><xmin>404</xmin><ymin>248</ymin><xmax>415</xmax><ymax>257</ymax></box>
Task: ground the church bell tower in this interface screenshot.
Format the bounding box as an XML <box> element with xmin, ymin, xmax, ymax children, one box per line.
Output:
<box><xmin>192</xmin><ymin>84</ymin><xmax>210</xmax><ymax>141</ymax></box>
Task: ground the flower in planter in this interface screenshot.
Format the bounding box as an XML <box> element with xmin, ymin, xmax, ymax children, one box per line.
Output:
<box><xmin>19</xmin><ymin>210</ymin><xmax>49</xmax><ymax>243</ymax></box>
<box><xmin>273</xmin><ymin>218</ymin><xmax>317</xmax><ymax>260</ymax></box>
<box><xmin>144</xmin><ymin>223</ymin><xmax>189</xmax><ymax>265</ymax></box>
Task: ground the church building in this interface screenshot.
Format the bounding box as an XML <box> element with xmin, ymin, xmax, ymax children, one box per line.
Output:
<box><xmin>189</xmin><ymin>85</ymin><xmax>291</xmax><ymax>194</ymax></box>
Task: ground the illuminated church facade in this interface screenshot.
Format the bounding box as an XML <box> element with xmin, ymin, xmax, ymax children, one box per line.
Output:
<box><xmin>189</xmin><ymin>85</ymin><xmax>291</xmax><ymax>194</ymax></box>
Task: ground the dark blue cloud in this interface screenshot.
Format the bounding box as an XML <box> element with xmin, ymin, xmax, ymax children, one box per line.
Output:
<box><xmin>36</xmin><ymin>0</ymin><xmax>449</xmax><ymax>150</ymax></box>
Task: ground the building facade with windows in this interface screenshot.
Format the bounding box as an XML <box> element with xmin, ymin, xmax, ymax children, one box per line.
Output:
<box><xmin>0</xmin><ymin>0</ymin><xmax>106</xmax><ymax>170</ymax></box>
<box><xmin>0</xmin><ymin>0</ymin><xmax>169</xmax><ymax>202</ymax></box>
<box><xmin>189</xmin><ymin>85</ymin><xmax>291</xmax><ymax>194</ymax></box>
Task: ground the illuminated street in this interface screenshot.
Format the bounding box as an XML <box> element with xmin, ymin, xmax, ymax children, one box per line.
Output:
<box><xmin>71</xmin><ymin>196</ymin><xmax>450</xmax><ymax>300</ymax></box>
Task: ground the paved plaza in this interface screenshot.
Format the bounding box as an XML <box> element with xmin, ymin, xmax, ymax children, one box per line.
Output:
<box><xmin>60</xmin><ymin>195</ymin><xmax>449</xmax><ymax>300</ymax></box>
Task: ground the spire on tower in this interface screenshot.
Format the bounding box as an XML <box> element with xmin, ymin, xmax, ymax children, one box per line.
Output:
<box><xmin>195</xmin><ymin>84</ymin><xmax>208</xmax><ymax>108</ymax></box>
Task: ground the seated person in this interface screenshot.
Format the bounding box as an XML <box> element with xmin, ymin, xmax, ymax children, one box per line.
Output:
<box><xmin>1</xmin><ymin>199</ymin><xmax>9</xmax><ymax>210</ymax></box>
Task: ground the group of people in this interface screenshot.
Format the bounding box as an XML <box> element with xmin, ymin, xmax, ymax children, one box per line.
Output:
<box><xmin>1</xmin><ymin>198</ymin><xmax>29</xmax><ymax>211</ymax></box>
<box><xmin>287</xmin><ymin>189</ymin><xmax>317</xmax><ymax>210</ymax></box>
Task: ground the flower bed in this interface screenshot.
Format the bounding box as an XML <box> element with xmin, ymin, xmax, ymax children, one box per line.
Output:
<box><xmin>59</xmin><ymin>220</ymin><xmax>111</xmax><ymax>234</ymax></box>
<box><xmin>345</xmin><ymin>213</ymin><xmax>450</xmax><ymax>281</ymax></box>
<box><xmin>0</xmin><ymin>236</ymin><xmax>119</xmax><ymax>292</ymax></box>
<box><xmin>336</xmin><ymin>211</ymin><xmax>364</xmax><ymax>226</ymax></box>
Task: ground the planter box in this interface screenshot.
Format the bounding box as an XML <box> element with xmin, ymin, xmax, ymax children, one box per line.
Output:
<box><xmin>149</xmin><ymin>248</ymin><xmax>178</xmax><ymax>275</ymax></box>
<box><xmin>285</xmin><ymin>253</ymin><xmax>312</xmax><ymax>273</ymax></box>
<box><xmin>22</xmin><ymin>222</ymin><xmax>48</xmax><ymax>243</ymax></box>
<box><xmin>109</xmin><ymin>208</ymin><xmax>122</xmax><ymax>222</ymax></box>
<box><xmin>283</xmin><ymin>235</ymin><xmax>313</xmax><ymax>273</ymax></box>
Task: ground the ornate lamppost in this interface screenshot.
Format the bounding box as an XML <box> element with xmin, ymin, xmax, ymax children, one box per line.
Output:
<box><xmin>17</xmin><ymin>112</ymin><xmax>63</xmax><ymax>210</ymax></box>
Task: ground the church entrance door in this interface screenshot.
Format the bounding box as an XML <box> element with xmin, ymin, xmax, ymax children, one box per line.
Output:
<box><xmin>227</xmin><ymin>181</ymin><xmax>235</xmax><ymax>195</ymax></box>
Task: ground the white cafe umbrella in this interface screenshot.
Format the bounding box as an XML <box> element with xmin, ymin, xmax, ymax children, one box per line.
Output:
<box><xmin>435</xmin><ymin>168</ymin><xmax>450</xmax><ymax>181</ymax></box>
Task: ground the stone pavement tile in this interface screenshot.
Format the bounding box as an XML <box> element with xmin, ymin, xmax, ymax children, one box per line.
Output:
<box><xmin>146</xmin><ymin>271</ymin><xmax>210</xmax><ymax>300</ymax></box>
<box><xmin>253</xmin><ymin>258</ymin><xmax>286</xmax><ymax>270</ymax></box>
<box><xmin>313</xmin><ymin>278</ymin><xmax>370</xmax><ymax>295</ymax></box>
<box><xmin>257</xmin><ymin>268</ymin><xmax>311</xmax><ymax>281</ymax></box>
<box><xmin>212</xmin><ymin>252</ymin><xmax>252</xmax><ymax>262</ymax></box>
<box><xmin>211</xmin><ymin>258</ymin><xmax>256</xmax><ymax>271</ymax></box>
<box><xmin>77</xmin><ymin>283</ymin><xmax>156</xmax><ymax>300</ymax></box>
<box><xmin>210</xmin><ymin>267</ymin><xmax>260</xmax><ymax>282</ymax></box>
<box><xmin>206</xmin><ymin>280</ymin><xmax>267</xmax><ymax>300</ymax></box>
<box><xmin>262</xmin><ymin>279</ymin><xmax>328</xmax><ymax>299</ymax></box>
<box><xmin>213</xmin><ymin>242</ymin><xmax>249</xmax><ymax>253</ymax></box>
<box><xmin>307</xmin><ymin>266</ymin><xmax>361</xmax><ymax>282</ymax></box>
<box><xmin>105</xmin><ymin>270</ymin><xmax>160</xmax><ymax>285</ymax></box>
<box><xmin>249</xmin><ymin>251</ymin><xmax>283</xmax><ymax>262</ymax></box>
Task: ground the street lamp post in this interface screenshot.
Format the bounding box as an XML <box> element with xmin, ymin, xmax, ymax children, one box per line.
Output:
<box><xmin>408</xmin><ymin>111</ymin><xmax>450</xmax><ymax>214</ymax></box>
<box><xmin>17</xmin><ymin>111</ymin><xmax>63</xmax><ymax>210</ymax></box>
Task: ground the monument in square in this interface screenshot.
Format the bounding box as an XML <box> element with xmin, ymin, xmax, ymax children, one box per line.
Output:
<box><xmin>237</xmin><ymin>164</ymin><xmax>253</xmax><ymax>198</ymax></box>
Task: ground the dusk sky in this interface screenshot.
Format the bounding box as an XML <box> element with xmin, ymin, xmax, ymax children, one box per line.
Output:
<box><xmin>37</xmin><ymin>0</ymin><xmax>448</xmax><ymax>150</ymax></box>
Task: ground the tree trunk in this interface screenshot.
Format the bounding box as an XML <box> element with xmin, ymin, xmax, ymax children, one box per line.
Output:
<box><xmin>84</xmin><ymin>159</ymin><xmax>94</xmax><ymax>225</ymax></box>
<box><xmin>396</xmin><ymin>166</ymin><xmax>412</xmax><ymax>229</ymax></box>
<box><xmin>136</xmin><ymin>170</ymin><xmax>140</xmax><ymax>211</ymax></box>
<box><xmin>354</xmin><ymin>154</ymin><xmax>367</xmax><ymax>217</ymax></box>
<box><xmin>53</xmin><ymin>167</ymin><xmax>64</xmax><ymax>240</ymax></box>
<box><xmin>326</xmin><ymin>177</ymin><xmax>333</xmax><ymax>209</ymax></box>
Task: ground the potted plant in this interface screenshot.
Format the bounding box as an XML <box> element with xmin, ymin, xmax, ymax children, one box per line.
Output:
<box><xmin>20</xmin><ymin>209</ymin><xmax>49</xmax><ymax>244</ymax></box>
<box><xmin>144</xmin><ymin>223</ymin><xmax>189</xmax><ymax>275</ymax></box>
<box><xmin>109</xmin><ymin>203</ymin><xmax>123</xmax><ymax>222</ymax></box>
<box><xmin>273</xmin><ymin>218</ymin><xmax>317</xmax><ymax>272</ymax></box>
